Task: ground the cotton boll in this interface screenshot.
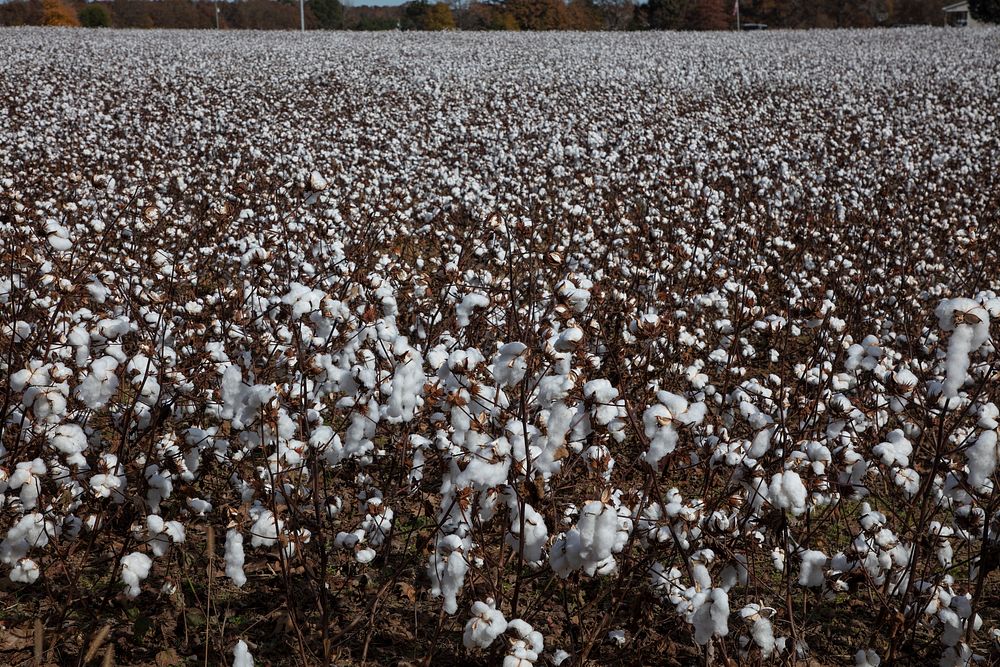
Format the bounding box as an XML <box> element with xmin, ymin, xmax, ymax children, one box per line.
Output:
<box><xmin>504</xmin><ymin>619</ymin><xmax>544</xmax><ymax>666</ymax></box>
<box><xmin>873</xmin><ymin>429</ymin><xmax>912</xmax><ymax>467</ymax></box>
<box><xmin>463</xmin><ymin>599</ymin><xmax>507</xmax><ymax>649</ymax></box>
<box><xmin>48</xmin><ymin>423</ymin><xmax>89</xmax><ymax>467</ymax></box>
<box><xmin>798</xmin><ymin>550</ymin><xmax>827</xmax><ymax>587</ymax></box>
<box><xmin>309</xmin><ymin>171</ymin><xmax>328</xmax><ymax>191</ymax></box>
<box><xmin>741</xmin><ymin>605</ymin><xmax>776</xmax><ymax>657</ymax></box>
<box><xmin>966</xmin><ymin>429</ymin><xmax>997</xmax><ymax>489</ymax></box>
<box><xmin>855</xmin><ymin>649</ymin><xmax>881</xmax><ymax>667</ymax></box>
<box><xmin>428</xmin><ymin>533</ymin><xmax>469</xmax><ymax>614</ymax></box>
<box><xmin>232</xmin><ymin>640</ymin><xmax>254</xmax><ymax>667</ymax></box>
<box><xmin>10</xmin><ymin>558</ymin><xmax>40</xmax><ymax>584</ymax></box>
<box><xmin>690</xmin><ymin>588</ymin><xmax>729</xmax><ymax>645</ymax></box>
<box><xmin>491</xmin><ymin>342</ymin><xmax>528</xmax><ymax>386</ymax></box>
<box><xmin>456</xmin><ymin>292</ymin><xmax>490</xmax><ymax>328</ymax></box>
<box><xmin>768</xmin><ymin>470</ymin><xmax>808</xmax><ymax>516</ymax></box>
<box><xmin>935</xmin><ymin>298</ymin><xmax>990</xmax><ymax>402</ymax></box>
<box><xmin>120</xmin><ymin>551</ymin><xmax>152</xmax><ymax>598</ymax></box>
<box><xmin>249</xmin><ymin>509</ymin><xmax>282</xmax><ymax>548</ymax></box>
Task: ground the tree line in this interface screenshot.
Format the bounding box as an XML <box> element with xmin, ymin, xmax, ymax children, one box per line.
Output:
<box><xmin>0</xmin><ymin>0</ymin><xmax>996</xmax><ymax>31</ymax></box>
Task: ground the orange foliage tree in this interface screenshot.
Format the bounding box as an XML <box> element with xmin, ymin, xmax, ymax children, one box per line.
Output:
<box><xmin>42</xmin><ymin>0</ymin><xmax>79</xmax><ymax>25</ymax></box>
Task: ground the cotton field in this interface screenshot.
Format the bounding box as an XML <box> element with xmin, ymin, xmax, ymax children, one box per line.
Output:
<box><xmin>1</xmin><ymin>25</ymin><xmax>1000</xmax><ymax>666</ymax></box>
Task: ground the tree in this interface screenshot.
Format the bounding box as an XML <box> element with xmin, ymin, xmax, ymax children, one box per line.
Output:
<box><xmin>644</xmin><ymin>0</ymin><xmax>688</xmax><ymax>29</ymax></box>
<box><xmin>42</xmin><ymin>0</ymin><xmax>79</xmax><ymax>25</ymax></box>
<box><xmin>685</xmin><ymin>0</ymin><xmax>730</xmax><ymax>29</ymax></box>
<box><xmin>312</xmin><ymin>0</ymin><xmax>343</xmax><ymax>29</ymax></box>
<box><xmin>970</xmin><ymin>0</ymin><xmax>1000</xmax><ymax>22</ymax></box>
<box><xmin>78</xmin><ymin>3</ymin><xmax>112</xmax><ymax>26</ymax></box>
<box><xmin>401</xmin><ymin>1</ymin><xmax>454</xmax><ymax>29</ymax></box>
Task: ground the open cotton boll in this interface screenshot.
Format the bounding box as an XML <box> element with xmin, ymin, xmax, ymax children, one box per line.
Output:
<box><xmin>966</xmin><ymin>429</ymin><xmax>998</xmax><ymax>489</ymax></box>
<box><xmin>504</xmin><ymin>619</ymin><xmax>544</xmax><ymax>667</ymax></box>
<box><xmin>768</xmin><ymin>470</ymin><xmax>808</xmax><ymax>516</ymax></box>
<box><xmin>642</xmin><ymin>391</ymin><xmax>706</xmax><ymax>467</ymax></box>
<box><xmin>48</xmin><ymin>423</ymin><xmax>90</xmax><ymax>467</ymax></box>
<box><xmin>10</xmin><ymin>557</ymin><xmax>40</xmax><ymax>584</ymax></box>
<box><xmin>873</xmin><ymin>429</ymin><xmax>912</xmax><ymax>467</ymax></box>
<box><xmin>249</xmin><ymin>508</ymin><xmax>282</xmax><ymax>548</ymax></box>
<box><xmin>463</xmin><ymin>599</ymin><xmax>507</xmax><ymax>649</ymax></box>
<box><xmin>935</xmin><ymin>298</ymin><xmax>990</xmax><ymax>401</ymax></box>
<box><xmin>225</xmin><ymin>530</ymin><xmax>247</xmax><ymax>588</ymax></box>
<box><xmin>75</xmin><ymin>356</ymin><xmax>120</xmax><ymax>409</ymax></box>
<box><xmin>456</xmin><ymin>292</ymin><xmax>490</xmax><ymax>328</ymax></box>
<box><xmin>120</xmin><ymin>552</ymin><xmax>152</xmax><ymax>598</ymax></box>
<box><xmin>740</xmin><ymin>604</ymin><xmax>776</xmax><ymax>657</ymax></box>
<box><xmin>309</xmin><ymin>170</ymin><xmax>328</xmax><ymax>191</ymax></box>
<box><xmin>690</xmin><ymin>588</ymin><xmax>729</xmax><ymax>645</ymax></box>
<box><xmin>8</xmin><ymin>458</ymin><xmax>46</xmax><ymax>510</ymax></box>
<box><xmin>492</xmin><ymin>342</ymin><xmax>528</xmax><ymax>386</ymax></box>
<box><xmin>855</xmin><ymin>649</ymin><xmax>881</xmax><ymax>667</ymax></box>
<box><xmin>428</xmin><ymin>533</ymin><xmax>469</xmax><ymax>614</ymax></box>
<box><xmin>798</xmin><ymin>550</ymin><xmax>827</xmax><ymax>587</ymax></box>
<box><xmin>232</xmin><ymin>640</ymin><xmax>254</xmax><ymax>667</ymax></box>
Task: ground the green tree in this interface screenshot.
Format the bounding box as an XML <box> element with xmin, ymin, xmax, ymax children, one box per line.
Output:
<box><xmin>401</xmin><ymin>1</ymin><xmax>454</xmax><ymax>29</ymax></box>
<box><xmin>78</xmin><ymin>2</ymin><xmax>112</xmax><ymax>26</ymax></box>
<box><xmin>970</xmin><ymin>0</ymin><xmax>1000</xmax><ymax>22</ymax></box>
<box><xmin>312</xmin><ymin>0</ymin><xmax>343</xmax><ymax>29</ymax></box>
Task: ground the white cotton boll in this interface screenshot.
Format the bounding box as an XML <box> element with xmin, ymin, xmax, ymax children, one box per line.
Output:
<box><xmin>507</xmin><ymin>501</ymin><xmax>548</xmax><ymax>563</ymax></box>
<box><xmin>309</xmin><ymin>171</ymin><xmax>328</xmax><ymax>191</ymax></box>
<box><xmin>463</xmin><ymin>599</ymin><xmax>507</xmax><ymax>649</ymax></box>
<box><xmin>9</xmin><ymin>458</ymin><xmax>46</xmax><ymax>510</ymax></box>
<box><xmin>48</xmin><ymin>423</ymin><xmax>89</xmax><ymax>467</ymax></box>
<box><xmin>551</xmin><ymin>649</ymin><xmax>570</xmax><ymax>665</ymax></box>
<box><xmin>966</xmin><ymin>430</ymin><xmax>997</xmax><ymax>489</ymax></box>
<box><xmin>936</xmin><ymin>299</ymin><xmax>990</xmax><ymax>401</ymax></box>
<box><xmin>504</xmin><ymin>619</ymin><xmax>543</xmax><ymax>667</ymax></box>
<box><xmin>46</xmin><ymin>221</ymin><xmax>72</xmax><ymax>251</ymax></box>
<box><xmin>225</xmin><ymin>530</ymin><xmax>246</xmax><ymax>587</ymax></box>
<box><xmin>456</xmin><ymin>292</ymin><xmax>490</xmax><ymax>328</ymax></box>
<box><xmin>249</xmin><ymin>509</ymin><xmax>282</xmax><ymax>548</ymax></box>
<box><xmin>10</xmin><ymin>558</ymin><xmax>40</xmax><ymax>584</ymax></box>
<box><xmin>798</xmin><ymin>550</ymin><xmax>827</xmax><ymax>588</ymax></box>
<box><xmin>554</xmin><ymin>327</ymin><xmax>583</xmax><ymax>352</ymax></box>
<box><xmin>768</xmin><ymin>470</ymin><xmax>808</xmax><ymax>516</ymax></box>
<box><xmin>428</xmin><ymin>534</ymin><xmax>469</xmax><ymax>614</ymax></box>
<box><xmin>691</xmin><ymin>588</ymin><xmax>729</xmax><ymax>645</ymax></box>
<box><xmin>491</xmin><ymin>342</ymin><xmax>528</xmax><ymax>386</ymax></box>
<box><xmin>894</xmin><ymin>468</ymin><xmax>920</xmax><ymax>497</ymax></box>
<box><xmin>740</xmin><ymin>604</ymin><xmax>776</xmax><ymax>657</ymax></box>
<box><xmin>232</xmin><ymin>640</ymin><xmax>254</xmax><ymax>667</ymax></box>
<box><xmin>120</xmin><ymin>552</ymin><xmax>152</xmax><ymax>599</ymax></box>
<box><xmin>938</xmin><ymin>644</ymin><xmax>972</xmax><ymax>667</ymax></box>
<box><xmin>873</xmin><ymin>429</ymin><xmax>912</xmax><ymax>467</ymax></box>
<box><xmin>855</xmin><ymin>649</ymin><xmax>881</xmax><ymax>667</ymax></box>
<box><xmin>75</xmin><ymin>356</ymin><xmax>120</xmax><ymax>409</ymax></box>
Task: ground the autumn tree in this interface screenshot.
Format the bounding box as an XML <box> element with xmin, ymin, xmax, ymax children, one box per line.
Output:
<box><xmin>42</xmin><ymin>0</ymin><xmax>79</xmax><ymax>25</ymax></box>
<box><xmin>401</xmin><ymin>1</ymin><xmax>455</xmax><ymax>29</ymax></box>
<box><xmin>686</xmin><ymin>0</ymin><xmax>731</xmax><ymax>29</ymax></box>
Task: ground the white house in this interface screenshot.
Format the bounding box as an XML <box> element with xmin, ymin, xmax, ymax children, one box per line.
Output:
<box><xmin>943</xmin><ymin>1</ymin><xmax>983</xmax><ymax>26</ymax></box>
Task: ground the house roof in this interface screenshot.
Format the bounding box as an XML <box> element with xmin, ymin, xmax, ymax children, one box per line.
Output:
<box><xmin>943</xmin><ymin>1</ymin><xmax>969</xmax><ymax>12</ymax></box>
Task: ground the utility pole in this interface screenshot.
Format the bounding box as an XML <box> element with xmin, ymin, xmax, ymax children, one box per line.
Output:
<box><xmin>300</xmin><ymin>0</ymin><xmax>305</xmax><ymax>31</ymax></box>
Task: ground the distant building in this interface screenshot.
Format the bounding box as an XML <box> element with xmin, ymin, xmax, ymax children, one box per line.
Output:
<box><xmin>943</xmin><ymin>1</ymin><xmax>982</xmax><ymax>27</ymax></box>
